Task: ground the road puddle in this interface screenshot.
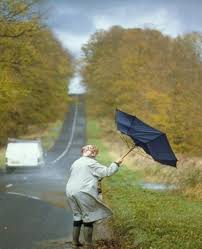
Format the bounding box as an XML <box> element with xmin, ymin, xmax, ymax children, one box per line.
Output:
<box><xmin>140</xmin><ymin>182</ymin><xmax>176</xmax><ymax>191</ymax></box>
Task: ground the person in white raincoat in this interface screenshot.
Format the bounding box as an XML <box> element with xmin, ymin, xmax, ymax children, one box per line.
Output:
<box><xmin>66</xmin><ymin>144</ymin><xmax>123</xmax><ymax>248</ymax></box>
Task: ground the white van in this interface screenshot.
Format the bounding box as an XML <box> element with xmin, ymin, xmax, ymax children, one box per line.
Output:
<box><xmin>5</xmin><ymin>138</ymin><xmax>44</xmax><ymax>171</ymax></box>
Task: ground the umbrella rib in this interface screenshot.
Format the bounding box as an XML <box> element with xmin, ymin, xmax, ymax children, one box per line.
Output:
<box><xmin>136</xmin><ymin>147</ymin><xmax>154</xmax><ymax>160</ymax></box>
<box><xmin>128</xmin><ymin>116</ymin><xmax>135</xmax><ymax>134</ymax></box>
<box><xmin>120</xmin><ymin>133</ymin><xmax>130</xmax><ymax>148</ymax></box>
<box><xmin>144</xmin><ymin>133</ymin><xmax>164</xmax><ymax>144</ymax></box>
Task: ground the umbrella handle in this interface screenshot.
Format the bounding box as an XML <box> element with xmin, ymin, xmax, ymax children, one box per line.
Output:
<box><xmin>121</xmin><ymin>146</ymin><xmax>136</xmax><ymax>160</ymax></box>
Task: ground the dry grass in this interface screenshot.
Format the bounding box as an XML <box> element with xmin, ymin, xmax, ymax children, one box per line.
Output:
<box><xmin>19</xmin><ymin>120</ymin><xmax>63</xmax><ymax>150</ymax></box>
<box><xmin>95</xmin><ymin>239</ymin><xmax>121</xmax><ymax>248</ymax></box>
<box><xmin>0</xmin><ymin>147</ymin><xmax>6</xmax><ymax>169</ymax></box>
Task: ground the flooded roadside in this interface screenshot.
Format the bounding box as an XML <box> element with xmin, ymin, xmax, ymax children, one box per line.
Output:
<box><xmin>140</xmin><ymin>182</ymin><xmax>177</xmax><ymax>191</ymax></box>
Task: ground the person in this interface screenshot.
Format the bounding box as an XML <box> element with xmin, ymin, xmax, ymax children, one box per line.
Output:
<box><xmin>66</xmin><ymin>144</ymin><xmax>123</xmax><ymax>248</ymax></box>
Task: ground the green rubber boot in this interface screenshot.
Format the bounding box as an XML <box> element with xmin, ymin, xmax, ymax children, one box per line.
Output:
<box><xmin>72</xmin><ymin>225</ymin><xmax>83</xmax><ymax>248</ymax></box>
<box><xmin>83</xmin><ymin>226</ymin><xmax>93</xmax><ymax>249</ymax></box>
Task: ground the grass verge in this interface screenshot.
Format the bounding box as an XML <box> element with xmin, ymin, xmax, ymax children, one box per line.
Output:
<box><xmin>87</xmin><ymin>119</ymin><xmax>202</xmax><ymax>249</ymax></box>
<box><xmin>0</xmin><ymin>119</ymin><xmax>63</xmax><ymax>169</ymax></box>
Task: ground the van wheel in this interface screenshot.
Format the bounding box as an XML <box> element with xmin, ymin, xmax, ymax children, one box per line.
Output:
<box><xmin>6</xmin><ymin>167</ymin><xmax>13</xmax><ymax>174</ymax></box>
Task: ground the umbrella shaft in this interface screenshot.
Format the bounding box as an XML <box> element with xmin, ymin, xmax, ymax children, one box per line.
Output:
<box><xmin>121</xmin><ymin>146</ymin><xmax>136</xmax><ymax>160</ymax></box>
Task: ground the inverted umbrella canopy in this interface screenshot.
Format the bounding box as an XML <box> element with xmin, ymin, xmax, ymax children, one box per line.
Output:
<box><xmin>116</xmin><ymin>109</ymin><xmax>177</xmax><ymax>167</ymax></box>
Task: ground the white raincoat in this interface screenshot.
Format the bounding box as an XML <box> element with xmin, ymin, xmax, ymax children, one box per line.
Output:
<box><xmin>66</xmin><ymin>156</ymin><xmax>119</xmax><ymax>223</ymax></box>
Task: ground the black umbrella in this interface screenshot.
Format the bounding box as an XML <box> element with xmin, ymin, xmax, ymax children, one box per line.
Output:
<box><xmin>116</xmin><ymin>109</ymin><xmax>177</xmax><ymax>167</ymax></box>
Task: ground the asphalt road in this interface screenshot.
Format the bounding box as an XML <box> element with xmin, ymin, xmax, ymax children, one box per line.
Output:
<box><xmin>0</xmin><ymin>95</ymin><xmax>86</xmax><ymax>249</ymax></box>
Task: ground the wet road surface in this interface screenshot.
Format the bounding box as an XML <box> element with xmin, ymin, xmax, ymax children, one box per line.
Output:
<box><xmin>0</xmin><ymin>96</ymin><xmax>86</xmax><ymax>249</ymax></box>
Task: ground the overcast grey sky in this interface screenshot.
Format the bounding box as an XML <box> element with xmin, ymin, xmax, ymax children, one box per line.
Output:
<box><xmin>47</xmin><ymin>0</ymin><xmax>202</xmax><ymax>56</ymax></box>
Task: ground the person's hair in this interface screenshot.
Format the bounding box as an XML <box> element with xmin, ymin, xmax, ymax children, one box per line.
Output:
<box><xmin>81</xmin><ymin>144</ymin><xmax>99</xmax><ymax>157</ymax></box>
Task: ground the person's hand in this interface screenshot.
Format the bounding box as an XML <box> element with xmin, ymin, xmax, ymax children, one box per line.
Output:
<box><xmin>115</xmin><ymin>158</ymin><xmax>123</xmax><ymax>165</ymax></box>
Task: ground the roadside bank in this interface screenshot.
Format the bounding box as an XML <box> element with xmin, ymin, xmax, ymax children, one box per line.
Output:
<box><xmin>87</xmin><ymin>119</ymin><xmax>202</xmax><ymax>249</ymax></box>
